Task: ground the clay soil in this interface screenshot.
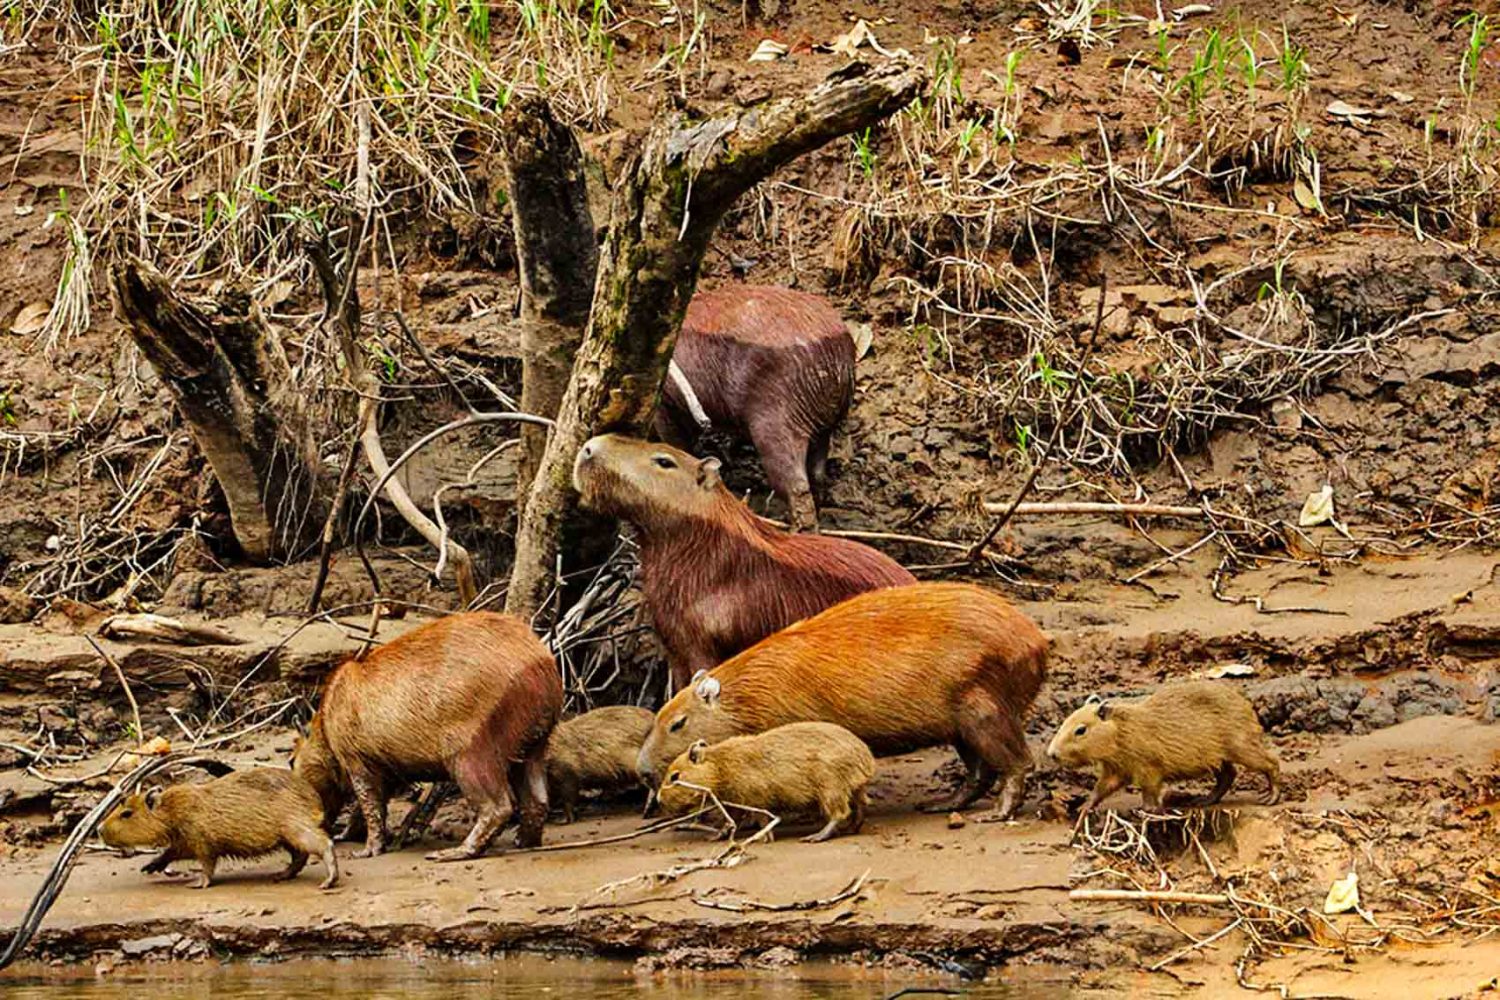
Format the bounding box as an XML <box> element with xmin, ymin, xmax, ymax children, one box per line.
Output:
<box><xmin>3</xmin><ymin>0</ymin><xmax>1500</xmax><ymax>996</ymax></box>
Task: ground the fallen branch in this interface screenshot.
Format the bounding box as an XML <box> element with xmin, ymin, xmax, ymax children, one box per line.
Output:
<box><xmin>98</xmin><ymin>613</ymin><xmax>245</xmax><ymax>647</ymax></box>
<box><xmin>81</xmin><ymin>637</ymin><xmax>142</xmax><ymax>742</ymax></box>
<box><xmin>981</xmin><ymin>501</ymin><xmax>1209</xmax><ymax>518</ymax></box>
<box><xmin>691</xmin><ymin>869</ymin><xmax>871</xmax><ymax>913</ymax></box>
<box><xmin>1071</xmin><ymin>888</ymin><xmax>1234</xmax><ymax>905</ymax></box>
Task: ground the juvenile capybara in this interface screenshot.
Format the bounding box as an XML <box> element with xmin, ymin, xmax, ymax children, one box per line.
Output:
<box><xmin>657</xmin><ymin>285</ymin><xmax>855</xmax><ymax>531</ymax></box>
<box><xmin>657</xmin><ymin>722</ymin><xmax>875</xmax><ymax>842</ymax></box>
<box><xmin>638</xmin><ymin>582</ymin><xmax>1048</xmax><ymax>818</ymax></box>
<box><xmin>573</xmin><ymin>433</ymin><xmax>915</xmax><ymax>689</ymax></box>
<box><xmin>1046</xmin><ymin>681</ymin><xmax>1282</xmax><ymax>820</ymax></box>
<box><xmin>545</xmin><ymin>704</ymin><xmax>655</xmax><ymax>823</ymax></box>
<box><xmin>292</xmin><ymin>612</ymin><xmax>562</xmax><ymax>862</ymax></box>
<box><xmin>99</xmin><ymin>768</ymin><xmax>337</xmax><ymax>890</ymax></box>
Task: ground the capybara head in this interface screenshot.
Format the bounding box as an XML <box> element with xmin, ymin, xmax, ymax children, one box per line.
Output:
<box><xmin>637</xmin><ymin>672</ymin><xmax>742</xmax><ymax>784</ymax></box>
<box><xmin>290</xmin><ymin>715</ymin><xmax>347</xmax><ymax>816</ymax></box>
<box><xmin>655</xmin><ymin>739</ymin><xmax>717</xmax><ymax>816</ymax></box>
<box><xmin>100</xmin><ymin>788</ymin><xmax>170</xmax><ymax>852</ymax></box>
<box><xmin>1046</xmin><ymin>696</ymin><xmax>1118</xmax><ymax>768</ymax></box>
<box><xmin>573</xmin><ymin>434</ymin><xmax>724</xmax><ymax>530</ymax></box>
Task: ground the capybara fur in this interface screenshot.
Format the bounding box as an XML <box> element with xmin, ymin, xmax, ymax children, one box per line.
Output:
<box><xmin>292</xmin><ymin>612</ymin><xmax>562</xmax><ymax>862</ymax></box>
<box><xmin>1046</xmin><ymin>681</ymin><xmax>1282</xmax><ymax>819</ymax></box>
<box><xmin>100</xmin><ymin>768</ymin><xmax>337</xmax><ymax>890</ymax></box>
<box><xmin>656</xmin><ymin>722</ymin><xmax>875</xmax><ymax>842</ymax></box>
<box><xmin>573</xmin><ymin>433</ymin><xmax>915</xmax><ymax>689</ymax></box>
<box><xmin>545</xmin><ymin>705</ymin><xmax>655</xmax><ymax>823</ymax></box>
<box><xmin>656</xmin><ymin>285</ymin><xmax>855</xmax><ymax>530</ymax></box>
<box><xmin>639</xmin><ymin>582</ymin><xmax>1048</xmax><ymax>818</ymax></box>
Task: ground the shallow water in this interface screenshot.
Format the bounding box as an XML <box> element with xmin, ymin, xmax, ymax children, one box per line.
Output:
<box><xmin>1</xmin><ymin>955</ymin><xmax>1071</xmax><ymax>998</ymax></box>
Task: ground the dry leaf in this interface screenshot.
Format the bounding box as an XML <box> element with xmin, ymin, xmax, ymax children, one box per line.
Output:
<box><xmin>1326</xmin><ymin>99</ymin><xmax>1381</xmax><ymax>120</ymax></box>
<box><xmin>1323</xmin><ymin>871</ymin><xmax>1359</xmax><ymax>914</ymax></box>
<box><xmin>829</xmin><ymin>20</ymin><xmax>872</xmax><ymax>57</ymax></box>
<box><xmin>10</xmin><ymin>302</ymin><xmax>49</xmax><ymax>335</ymax></box>
<box><xmin>137</xmin><ymin>736</ymin><xmax>172</xmax><ymax>756</ymax></box>
<box><xmin>1292</xmin><ymin>178</ymin><xmax>1322</xmax><ymax>213</ymax></box>
<box><xmin>1172</xmin><ymin>4</ymin><xmax>1214</xmax><ymax>18</ymax></box>
<box><xmin>849</xmin><ymin>321</ymin><xmax>874</xmax><ymax>360</ymax></box>
<box><xmin>748</xmin><ymin>39</ymin><xmax>788</xmax><ymax>62</ymax></box>
<box><xmin>1203</xmin><ymin>662</ymin><xmax>1257</xmax><ymax>679</ymax></box>
<box><xmin>1299</xmin><ymin>484</ymin><xmax>1335</xmax><ymax>527</ymax></box>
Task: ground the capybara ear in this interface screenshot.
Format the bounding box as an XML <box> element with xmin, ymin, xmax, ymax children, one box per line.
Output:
<box><xmin>690</xmin><ymin>669</ymin><xmax>708</xmax><ymax>685</ymax></box>
<box><xmin>695</xmin><ymin>675</ymin><xmax>721</xmax><ymax>705</ymax></box>
<box><xmin>1085</xmin><ymin>693</ymin><xmax>1102</xmax><ymax>706</ymax></box>
<box><xmin>1096</xmin><ymin>702</ymin><xmax>1111</xmax><ymax>720</ymax></box>
<box><xmin>143</xmin><ymin>786</ymin><xmax>163</xmax><ymax>810</ymax></box>
<box><xmin>688</xmin><ymin>740</ymin><xmax>708</xmax><ymax>763</ymax></box>
<box><xmin>695</xmin><ymin>456</ymin><xmax>722</xmax><ymax>490</ymax></box>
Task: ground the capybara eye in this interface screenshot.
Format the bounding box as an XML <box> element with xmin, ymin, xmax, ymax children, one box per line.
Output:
<box><xmin>1074</xmin><ymin>725</ymin><xmax>1087</xmax><ymax>736</ymax></box>
<box><xmin>653</xmin><ymin>455</ymin><xmax>677</xmax><ymax>470</ymax></box>
<box><xmin>669</xmin><ymin>717</ymin><xmax>686</xmax><ymax>732</ymax></box>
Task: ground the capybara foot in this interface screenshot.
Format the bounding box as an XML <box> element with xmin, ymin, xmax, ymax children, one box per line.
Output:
<box><xmin>425</xmin><ymin>845</ymin><xmax>481</xmax><ymax>863</ymax></box>
<box><xmin>351</xmin><ymin>845</ymin><xmax>384</xmax><ymax>860</ymax></box>
<box><xmin>189</xmin><ymin>876</ymin><xmax>212</xmax><ymax>890</ymax></box>
<box><xmin>319</xmin><ymin>873</ymin><xmax>339</xmax><ymax>890</ymax></box>
<box><xmin>1162</xmin><ymin>789</ymin><xmax>1200</xmax><ymax>808</ymax></box>
<box><xmin>1260</xmin><ymin>783</ymin><xmax>1282</xmax><ymax>806</ymax></box>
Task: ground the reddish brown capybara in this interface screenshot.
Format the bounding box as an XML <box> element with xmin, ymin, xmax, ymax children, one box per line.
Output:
<box><xmin>655</xmin><ymin>284</ymin><xmax>855</xmax><ymax>531</ymax></box>
<box><xmin>1047</xmin><ymin>682</ymin><xmax>1282</xmax><ymax>820</ymax></box>
<box><xmin>638</xmin><ymin>582</ymin><xmax>1049</xmax><ymax>818</ymax></box>
<box><xmin>99</xmin><ymin>768</ymin><xmax>338</xmax><ymax>890</ymax></box>
<box><xmin>573</xmin><ymin>434</ymin><xmax>915</xmax><ymax>689</ymax></box>
<box><xmin>544</xmin><ymin>704</ymin><xmax>655</xmax><ymax>823</ymax></box>
<box><xmin>292</xmin><ymin>612</ymin><xmax>562</xmax><ymax>862</ymax></box>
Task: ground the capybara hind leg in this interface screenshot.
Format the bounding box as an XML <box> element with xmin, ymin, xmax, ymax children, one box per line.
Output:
<box><xmin>750</xmin><ymin>417</ymin><xmax>816</xmax><ymax>531</ymax></box>
<box><xmin>189</xmin><ymin>855</ymin><xmax>217</xmax><ymax>890</ymax></box>
<box><xmin>431</xmin><ymin>748</ymin><xmax>515</xmax><ymax>861</ymax></box>
<box><xmin>277</xmin><ymin>848</ymin><xmax>308</xmax><ymax>882</ymax></box>
<box><xmin>804</xmin><ymin>789</ymin><xmax>853</xmax><ymax>842</ymax></box>
<box><xmin>807</xmin><ymin>428</ymin><xmax>833</xmax><ymax>492</ymax></box>
<box><xmin>847</xmin><ymin>788</ymin><xmax>868</xmax><ymax>835</ymax></box>
<box><xmin>949</xmin><ymin>691</ymin><xmax>1031</xmax><ymax>818</ymax></box>
<box><xmin>919</xmin><ymin>745</ymin><xmax>996</xmax><ymax>813</ymax></box>
<box><xmin>1198</xmin><ymin>763</ymin><xmax>1237</xmax><ymax>807</ymax></box>
<box><xmin>347</xmin><ymin>765</ymin><xmax>388</xmax><ymax>859</ymax></box>
<box><xmin>430</xmin><ymin>787</ymin><xmax>513</xmax><ymax>862</ymax></box>
<box><xmin>513</xmin><ymin>754</ymin><xmax>550</xmax><ymax>849</ymax></box>
<box><xmin>1239</xmin><ymin>748</ymin><xmax>1282</xmax><ymax>805</ymax></box>
<box><xmin>287</xmin><ymin>826</ymin><xmax>338</xmax><ymax>889</ymax></box>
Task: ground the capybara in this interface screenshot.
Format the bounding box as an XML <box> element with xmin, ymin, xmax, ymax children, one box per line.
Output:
<box><xmin>545</xmin><ymin>704</ymin><xmax>655</xmax><ymax>823</ymax></box>
<box><xmin>573</xmin><ymin>433</ymin><xmax>915</xmax><ymax>689</ymax></box>
<box><xmin>656</xmin><ymin>722</ymin><xmax>875</xmax><ymax>842</ymax></box>
<box><xmin>292</xmin><ymin>612</ymin><xmax>562</xmax><ymax>862</ymax></box>
<box><xmin>638</xmin><ymin>582</ymin><xmax>1048</xmax><ymax>818</ymax></box>
<box><xmin>1046</xmin><ymin>681</ymin><xmax>1282</xmax><ymax>820</ymax></box>
<box><xmin>656</xmin><ymin>285</ymin><xmax>855</xmax><ymax>531</ymax></box>
<box><xmin>99</xmin><ymin>768</ymin><xmax>337</xmax><ymax>890</ymax></box>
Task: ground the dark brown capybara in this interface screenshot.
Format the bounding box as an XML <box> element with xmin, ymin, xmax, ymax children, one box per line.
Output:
<box><xmin>99</xmin><ymin>768</ymin><xmax>338</xmax><ymax>890</ymax></box>
<box><xmin>655</xmin><ymin>284</ymin><xmax>855</xmax><ymax>531</ymax></box>
<box><xmin>1047</xmin><ymin>681</ymin><xmax>1282</xmax><ymax>820</ymax></box>
<box><xmin>572</xmin><ymin>434</ymin><xmax>915</xmax><ymax>689</ymax></box>
<box><xmin>544</xmin><ymin>704</ymin><xmax>655</xmax><ymax>823</ymax></box>
<box><xmin>638</xmin><ymin>582</ymin><xmax>1049</xmax><ymax>818</ymax></box>
<box><xmin>292</xmin><ymin>612</ymin><xmax>562</xmax><ymax>862</ymax></box>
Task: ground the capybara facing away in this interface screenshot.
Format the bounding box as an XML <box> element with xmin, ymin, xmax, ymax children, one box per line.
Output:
<box><xmin>639</xmin><ymin>582</ymin><xmax>1049</xmax><ymax>818</ymax></box>
<box><xmin>656</xmin><ymin>285</ymin><xmax>855</xmax><ymax>531</ymax></box>
<box><xmin>292</xmin><ymin>612</ymin><xmax>562</xmax><ymax>862</ymax></box>
<box><xmin>545</xmin><ymin>705</ymin><xmax>655</xmax><ymax>823</ymax></box>
<box><xmin>657</xmin><ymin>722</ymin><xmax>875</xmax><ymax>842</ymax></box>
<box><xmin>574</xmin><ymin>433</ymin><xmax>915</xmax><ymax>689</ymax></box>
<box><xmin>1047</xmin><ymin>681</ymin><xmax>1282</xmax><ymax>819</ymax></box>
<box><xmin>100</xmin><ymin>768</ymin><xmax>337</xmax><ymax>890</ymax></box>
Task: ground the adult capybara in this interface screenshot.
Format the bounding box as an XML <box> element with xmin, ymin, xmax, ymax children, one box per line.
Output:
<box><xmin>545</xmin><ymin>705</ymin><xmax>655</xmax><ymax>823</ymax></box>
<box><xmin>638</xmin><ymin>583</ymin><xmax>1048</xmax><ymax>818</ymax></box>
<box><xmin>656</xmin><ymin>285</ymin><xmax>855</xmax><ymax>531</ymax></box>
<box><xmin>100</xmin><ymin>769</ymin><xmax>337</xmax><ymax>890</ymax></box>
<box><xmin>292</xmin><ymin>612</ymin><xmax>562</xmax><ymax>862</ymax></box>
<box><xmin>573</xmin><ymin>433</ymin><xmax>915</xmax><ymax>689</ymax></box>
<box><xmin>1047</xmin><ymin>681</ymin><xmax>1282</xmax><ymax>820</ymax></box>
<box><xmin>656</xmin><ymin>722</ymin><xmax>875</xmax><ymax>842</ymax></box>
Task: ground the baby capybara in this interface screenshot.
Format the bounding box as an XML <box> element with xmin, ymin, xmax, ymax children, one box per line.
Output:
<box><xmin>292</xmin><ymin>612</ymin><xmax>562</xmax><ymax>862</ymax></box>
<box><xmin>545</xmin><ymin>704</ymin><xmax>655</xmax><ymax>823</ymax></box>
<box><xmin>1046</xmin><ymin>681</ymin><xmax>1282</xmax><ymax>820</ymax></box>
<box><xmin>100</xmin><ymin>768</ymin><xmax>337</xmax><ymax>890</ymax></box>
<box><xmin>574</xmin><ymin>433</ymin><xmax>915</xmax><ymax>689</ymax></box>
<box><xmin>657</xmin><ymin>285</ymin><xmax>855</xmax><ymax>531</ymax></box>
<box><xmin>656</xmin><ymin>722</ymin><xmax>875</xmax><ymax>842</ymax></box>
<box><xmin>639</xmin><ymin>582</ymin><xmax>1048</xmax><ymax>818</ymax></box>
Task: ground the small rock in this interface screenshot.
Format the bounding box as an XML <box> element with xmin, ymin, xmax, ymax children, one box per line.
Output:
<box><xmin>704</xmin><ymin>69</ymin><xmax>733</xmax><ymax>99</ymax></box>
<box><xmin>37</xmin><ymin>706</ymin><xmax>72</xmax><ymax>732</ymax></box>
<box><xmin>1269</xmin><ymin>397</ymin><xmax>1302</xmax><ymax>431</ymax></box>
<box><xmin>120</xmin><ymin>933</ymin><xmax>181</xmax><ymax>957</ymax></box>
<box><xmin>947</xmin><ymin>811</ymin><xmax>967</xmax><ymax>830</ymax></box>
<box><xmin>755</xmin><ymin>945</ymin><xmax>799</xmax><ymax>968</ymax></box>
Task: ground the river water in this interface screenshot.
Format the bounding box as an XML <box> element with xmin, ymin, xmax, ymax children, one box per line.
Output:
<box><xmin>1</xmin><ymin>955</ymin><xmax>1072</xmax><ymax>998</ymax></box>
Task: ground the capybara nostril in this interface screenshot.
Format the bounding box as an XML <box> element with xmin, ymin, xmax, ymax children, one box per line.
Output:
<box><xmin>578</xmin><ymin>440</ymin><xmax>596</xmax><ymax>462</ymax></box>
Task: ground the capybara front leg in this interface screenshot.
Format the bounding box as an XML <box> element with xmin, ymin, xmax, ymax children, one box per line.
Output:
<box><xmin>513</xmin><ymin>753</ymin><xmax>550</xmax><ymax>849</ymax></box>
<box><xmin>189</xmin><ymin>855</ymin><xmax>217</xmax><ymax>890</ymax></box>
<box><xmin>346</xmin><ymin>765</ymin><xmax>388</xmax><ymax>859</ymax></box>
<box><xmin>1071</xmin><ymin>771</ymin><xmax>1127</xmax><ymax>843</ymax></box>
<box><xmin>140</xmin><ymin>847</ymin><xmax>179</xmax><ymax>874</ymax></box>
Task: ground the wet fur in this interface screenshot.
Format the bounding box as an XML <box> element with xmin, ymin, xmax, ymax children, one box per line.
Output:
<box><xmin>293</xmin><ymin>612</ymin><xmax>563</xmax><ymax>861</ymax></box>
<box><xmin>656</xmin><ymin>285</ymin><xmax>855</xmax><ymax>530</ymax></box>
<box><xmin>640</xmin><ymin>582</ymin><xmax>1049</xmax><ymax>818</ymax></box>
<box><xmin>100</xmin><ymin>768</ymin><xmax>337</xmax><ymax>889</ymax></box>
<box><xmin>575</xmin><ymin>434</ymin><xmax>915</xmax><ymax>689</ymax></box>
<box><xmin>1047</xmin><ymin>681</ymin><xmax>1282</xmax><ymax>816</ymax></box>
<box><xmin>657</xmin><ymin>722</ymin><xmax>875</xmax><ymax>842</ymax></box>
<box><xmin>545</xmin><ymin>705</ymin><xmax>655</xmax><ymax>823</ymax></box>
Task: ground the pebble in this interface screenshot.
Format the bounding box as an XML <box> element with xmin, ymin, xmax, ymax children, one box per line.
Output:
<box><xmin>946</xmin><ymin>812</ymin><xmax>967</xmax><ymax>830</ymax></box>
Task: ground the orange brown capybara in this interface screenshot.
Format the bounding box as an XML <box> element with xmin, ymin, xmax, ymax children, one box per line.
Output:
<box><xmin>656</xmin><ymin>284</ymin><xmax>855</xmax><ymax>531</ymax></box>
<box><xmin>544</xmin><ymin>705</ymin><xmax>655</xmax><ymax>823</ymax></box>
<box><xmin>99</xmin><ymin>768</ymin><xmax>337</xmax><ymax>890</ymax></box>
<box><xmin>573</xmin><ymin>433</ymin><xmax>915</xmax><ymax>689</ymax></box>
<box><xmin>656</xmin><ymin>722</ymin><xmax>876</xmax><ymax>842</ymax></box>
<box><xmin>1046</xmin><ymin>681</ymin><xmax>1282</xmax><ymax>820</ymax></box>
<box><xmin>638</xmin><ymin>582</ymin><xmax>1049</xmax><ymax>818</ymax></box>
<box><xmin>292</xmin><ymin>612</ymin><xmax>562</xmax><ymax>862</ymax></box>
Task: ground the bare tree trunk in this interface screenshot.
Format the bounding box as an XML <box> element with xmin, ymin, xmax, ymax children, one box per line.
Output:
<box><xmin>506</xmin><ymin>60</ymin><xmax>926</xmax><ymax>621</ymax></box>
<box><xmin>500</xmin><ymin>95</ymin><xmax>600</xmax><ymax>496</ymax></box>
<box><xmin>111</xmin><ymin>258</ymin><xmax>324</xmax><ymax>563</ymax></box>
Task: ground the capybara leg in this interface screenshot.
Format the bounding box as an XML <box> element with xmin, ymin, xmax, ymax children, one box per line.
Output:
<box><xmin>1247</xmin><ymin>751</ymin><xmax>1282</xmax><ymax>805</ymax></box>
<box><xmin>1078</xmin><ymin>772</ymin><xmax>1127</xmax><ymax>821</ymax></box>
<box><xmin>513</xmin><ymin>753</ymin><xmax>550</xmax><ymax>849</ymax></box>
<box><xmin>555</xmin><ymin>775</ymin><xmax>578</xmax><ymax>825</ymax></box>
<box><xmin>750</xmin><ymin>417</ymin><xmax>817</xmax><ymax>531</ymax></box>
<box><xmin>141</xmin><ymin>847</ymin><xmax>179</xmax><ymax>874</ymax></box>
<box><xmin>429</xmin><ymin>788</ymin><xmax>514</xmax><ymax>862</ymax></box>
<box><xmin>920</xmin><ymin>744</ymin><xmax>996</xmax><ymax>813</ymax></box>
<box><xmin>277</xmin><ymin>848</ymin><xmax>308</xmax><ymax>882</ymax></box>
<box><xmin>347</xmin><ymin>765</ymin><xmax>388</xmax><ymax>859</ymax></box>
<box><xmin>289</xmin><ymin>827</ymin><xmax>340</xmax><ymax>889</ymax></box>
<box><xmin>847</xmin><ymin>788</ymin><xmax>868</xmax><ymax>835</ymax></box>
<box><xmin>803</xmin><ymin>813</ymin><xmax>845</xmax><ymax>843</ymax></box>
<box><xmin>804</xmin><ymin>788</ymin><xmax>853</xmax><ymax>842</ymax></box>
<box><xmin>431</xmin><ymin>747</ymin><xmax>517</xmax><ymax>861</ymax></box>
<box><xmin>1139</xmin><ymin>777</ymin><xmax>1166</xmax><ymax>810</ymax></box>
<box><xmin>1198</xmin><ymin>763</ymin><xmax>1237</xmax><ymax>807</ymax></box>
<box><xmin>807</xmin><ymin>428</ymin><xmax>833</xmax><ymax>492</ymax></box>
<box><xmin>189</xmin><ymin>855</ymin><xmax>217</xmax><ymax>890</ymax></box>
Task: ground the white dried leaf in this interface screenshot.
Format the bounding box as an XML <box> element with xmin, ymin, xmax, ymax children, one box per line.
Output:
<box><xmin>1203</xmin><ymin>663</ymin><xmax>1257</xmax><ymax>679</ymax></box>
<box><xmin>1298</xmin><ymin>484</ymin><xmax>1335</xmax><ymax>527</ymax></box>
<box><xmin>849</xmin><ymin>321</ymin><xmax>874</xmax><ymax>360</ymax></box>
<box><xmin>1326</xmin><ymin>99</ymin><xmax>1381</xmax><ymax>120</ymax></box>
<box><xmin>10</xmin><ymin>301</ymin><xmax>49</xmax><ymax>335</ymax></box>
<box><xmin>748</xmin><ymin>39</ymin><xmax>788</xmax><ymax>61</ymax></box>
<box><xmin>1324</xmin><ymin>871</ymin><xmax>1359</xmax><ymax>914</ymax></box>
